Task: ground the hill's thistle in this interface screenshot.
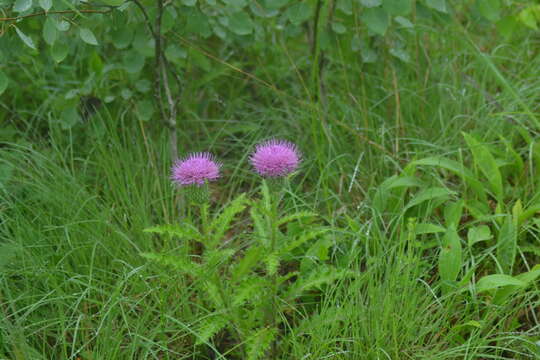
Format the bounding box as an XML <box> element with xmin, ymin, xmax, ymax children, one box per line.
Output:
<box><xmin>250</xmin><ymin>139</ymin><xmax>301</xmax><ymax>178</ymax></box>
<box><xmin>171</xmin><ymin>152</ymin><xmax>221</xmax><ymax>187</ymax></box>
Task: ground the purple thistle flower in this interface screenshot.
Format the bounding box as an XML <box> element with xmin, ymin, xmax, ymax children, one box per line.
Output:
<box><xmin>171</xmin><ymin>152</ymin><xmax>221</xmax><ymax>186</ymax></box>
<box><xmin>250</xmin><ymin>139</ymin><xmax>301</xmax><ymax>178</ymax></box>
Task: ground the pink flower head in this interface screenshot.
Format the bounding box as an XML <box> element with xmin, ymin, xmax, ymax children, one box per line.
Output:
<box><xmin>171</xmin><ymin>152</ymin><xmax>221</xmax><ymax>186</ymax></box>
<box><xmin>250</xmin><ymin>139</ymin><xmax>301</xmax><ymax>177</ymax></box>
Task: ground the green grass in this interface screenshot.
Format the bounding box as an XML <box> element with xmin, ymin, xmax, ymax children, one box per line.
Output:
<box><xmin>1</xmin><ymin>15</ymin><xmax>540</xmax><ymax>360</ymax></box>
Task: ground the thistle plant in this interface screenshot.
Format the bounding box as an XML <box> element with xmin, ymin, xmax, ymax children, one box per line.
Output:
<box><xmin>142</xmin><ymin>143</ymin><xmax>353</xmax><ymax>359</ymax></box>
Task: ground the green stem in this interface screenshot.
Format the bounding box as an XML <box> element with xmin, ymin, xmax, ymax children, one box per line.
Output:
<box><xmin>268</xmin><ymin>184</ymin><xmax>281</xmax><ymax>359</ymax></box>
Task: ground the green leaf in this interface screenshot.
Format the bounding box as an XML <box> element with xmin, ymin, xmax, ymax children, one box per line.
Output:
<box><xmin>232</xmin><ymin>278</ymin><xmax>266</xmax><ymax>306</ymax></box>
<box><xmin>55</xmin><ymin>19</ymin><xmax>70</xmax><ymax>31</ymax></box>
<box><xmin>209</xmin><ymin>193</ymin><xmax>247</xmax><ymax>247</ymax></box>
<box><xmin>51</xmin><ymin>42</ymin><xmax>69</xmax><ymax>62</ymax></box>
<box><xmin>43</xmin><ymin>17</ymin><xmax>57</xmax><ymax>45</ymax></box>
<box><xmin>286</xmin><ymin>265</ymin><xmax>355</xmax><ymax>300</ymax></box>
<box><xmin>165</xmin><ymin>44</ymin><xmax>187</xmax><ymax>64</ymax></box>
<box><xmin>195</xmin><ymin>315</ymin><xmax>228</xmax><ymax>345</ymax></box>
<box><xmin>100</xmin><ymin>0</ymin><xmax>124</xmax><ymax>5</ymax></box>
<box><xmin>277</xmin><ymin>211</ymin><xmax>317</xmax><ymax>227</ymax></box>
<box><xmin>265</xmin><ymin>252</ymin><xmax>279</xmax><ymax>275</ymax></box>
<box><xmin>477</xmin><ymin>0</ymin><xmax>500</xmax><ymax>22</ymax></box>
<box><xmin>13</xmin><ymin>0</ymin><xmax>32</xmax><ymax>12</ymax></box>
<box><xmin>389</xmin><ymin>47</ymin><xmax>410</xmax><ymax>62</ymax></box>
<box><xmin>496</xmin><ymin>216</ymin><xmax>516</xmax><ymax>274</ymax></box>
<box><xmin>79</xmin><ymin>28</ymin><xmax>98</xmax><ymax>46</ymax></box>
<box><xmin>0</xmin><ymin>71</ymin><xmax>8</xmax><ymax>95</ymax></box>
<box><xmin>425</xmin><ymin>0</ymin><xmax>447</xmax><ymax>13</ymax></box>
<box><xmin>361</xmin><ymin>6</ymin><xmax>390</xmax><ymax>36</ymax></box>
<box><xmin>232</xmin><ymin>246</ymin><xmax>264</xmax><ymax>282</ymax></box>
<box><xmin>359</xmin><ymin>0</ymin><xmax>381</xmax><ymax>7</ymax></box>
<box><xmin>395</xmin><ymin>16</ymin><xmax>413</xmax><ymax>28</ymax></box>
<box><xmin>444</xmin><ymin>201</ymin><xmax>464</xmax><ymax>229</ymax></box>
<box><xmin>141</xmin><ymin>252</ymin><xmax>200</xmax><ymax>276</ymax></box>
<box><xmin>372</xmin><ymin>175</ymin><xmax>423</xmax><ymax>212</ymax></box>
<box><xmin>135</xmin><ymin>79</ymin><xmax>152</xmax><ymax>93</ymax></box>
<box><xmin>38</xmin><ymin>0</ymin><xmax>51</xmax><ymax>11</ymax></box>
<box><xmin>247</xmin><ymin>327</ymin><xmax>278</xmax><ymax>360</ymax></box>
<box><xmin>496</xmin><ymin>16</ymin><xmax>519</xmax><ymax>39</ymax></box>
<box><xmin>143</xmin><ymin>223</ymin><xmax>200</xmax><ymax>239</ymax></box>
<box><xmin>337</xmin><ymin>0</ymin><xmax>352</xmax><ymax>15</ymax></box>
<box><xmin>286</xmin><ymin>2</ymin><xmax>312</xmax><ymax>25</ymax></box>
<box><xmin>412</xmin><ymin>156</ymin><xmax>487</xmax><ymax>202</ymax></box>
<box><xmin>476</xmin><ymin>274</ymin><xmax>525</xmax><ymax>293</ymax></box>
<box><xmin>60</xmin><ymin>107</ymin><xmax>80</xmax><ymax>130</ymax></box>
<box><xmin>223</xmin><ymin>0</ymin><xmax>246</xmax><ymax>8</ymax></box>
<box><xmin>415</xmin><ymin>223</ymin><xmax>446</xmax><ymax>235</ymax></box>
<box><xmin>112</xmin><ymin>27</ymin><xmax>133</xmax><ymax>49</ymax></box>
<box><xmin>263</xmin><ymin>0</ymin><xmax>290</xmax><ymax>9</ymax></box>
<box><xmin>135</xmin><ymin>100</ymin><xmax>154</xmax><ymax>121</ymax></box>
<box><xmin>281</xmin><ymin>228</ymin><xmax>331</xmax><ymax>255</ymax></box>
<box><xmin>14</xmin><ymin>26</ymin><xmax>36</xmax><ymax>50</ymax></box>
<box><xmin>467</xmin><ymin>225</ymin><xmax>492</xmax><ymax>246</ymax></box>
<box><xmin>405</xmin><ymin>187</ymin><xmax>455</xmax><ymax>211</ymax></box>
<box><xmin>518</xmin><ymin>6</ymin><xmax>539</xmax><ymax>30</ymax></box>
<box><xmin>463</xmin><ymin>133</ymin><xmax>503</xmax><ymax>201</ymax></box>
<box><xmin>331</xmin><ymin>22</ymin><xmax>347</xmax><ymax>34</ymax></box>
<box><xmin>438</xmin><ymin>228</ymin><xmax>462</xmax><ymax>284</ymax></box>
<box><xmin>123</xmin><ymin>50</ymin><xmax>145</xmax><ymax>73</ymax></box>
<box><xmin>383</xmin><ymin>0</ymin><xmax>411</xmax><ymax>15</ymax></box>
<box><xmin>228</xmin><ymin>11</ymin><xmax>254</xmax><ymax>35</ymax></box>
<box><xmin>186</xmin><ymin>8</ymin><xmax>212</xmax><ymax>37</ymax></box>
<box><xmin>181</xmin><ymin>0</ymin><xmax>197</xmax><ymax>6</ymax></box>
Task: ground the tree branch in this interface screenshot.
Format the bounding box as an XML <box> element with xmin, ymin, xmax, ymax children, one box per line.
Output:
<box><xmin>0</xmin><ymin>9</ymin><xmax>112</xmax><ymax>22</ymax></box>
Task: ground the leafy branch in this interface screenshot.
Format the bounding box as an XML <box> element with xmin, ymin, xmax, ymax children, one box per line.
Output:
<box><xmin>0</xmin><ymin>8</ymin><xmax>113</xmax><ymax>22</ymax></box>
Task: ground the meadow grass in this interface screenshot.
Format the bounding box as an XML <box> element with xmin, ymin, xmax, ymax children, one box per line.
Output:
<box><xmin>1</xmin><ymin>16</ymin><xmax>540</xmax><ymax>360</ymax></box>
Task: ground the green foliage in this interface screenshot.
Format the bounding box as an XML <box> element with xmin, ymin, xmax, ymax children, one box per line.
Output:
<box><xmin>142</xmin><ymin>185</ymin><xmax>351</xmax><ymax>357</ymax></box>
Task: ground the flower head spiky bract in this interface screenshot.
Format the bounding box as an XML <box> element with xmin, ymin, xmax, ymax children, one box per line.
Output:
<box><xmin>171</xmin><ymin>152</ymin><xmax>221</xmax><ymax>187</ymax></box>
<box><xmin>250</xmin><ymin>139</ymin><xmax>301</xmax><ymax>178</ymax></box>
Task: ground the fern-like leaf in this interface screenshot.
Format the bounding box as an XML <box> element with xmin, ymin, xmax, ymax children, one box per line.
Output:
<box><xmin>232</xmin><ymin>277</ymin><xmax>267</xmax><ymax>307</ymax></box>
<box><xmin>265</xmin><ymin>252</ymin><xmax>279</xmax><ymax>276</ymax></box>
<box><xmin>277</xmin><ymin>211</ymin><xmax>318</xmax><ymax>227</ymax></box>
<box><xmin>209</xmin><ymin>193</ymin><xmax>247</xmax><ymax>248</ymax></box>
<box><xmin>232</xmin><ymin>246</ymin><xmax>264</xmax><ymax>283</ymax></box>
<box><xmin>246</xmin><ymin>327</ymin><xmax>277</xmax><ymax>360</ymax></box>
<box><xmin>250</xmin><ymin>207</ymin><xmax>269</xmax><ymax>247</ymax></box>
<box><xmin>202</xmin><ymin>280</ymin><xmax>225</xmax><ymax>308</ymax></box>
<box><xmin>141</xmin><ymin>252</ymin><xmax>200</xmax><ymax>276</ymax></box>
<box><xmin>195</xmin><ymin>314</ymin><xmax>228</xmax><ymax>345</ymax></box>
<box><xmin>285</xmin><ymin>265</ymin><xmax>355</xmax><ymax>300</ymax></box>
<box><xmin>143</xmin><ymin>224</ymin><xmax>201</xmax><ymax>240</ymax></box>
<box><xmin>281</xmin><ymin>228</ymin><xmax>331</xmax><ymax>255</ymax></box>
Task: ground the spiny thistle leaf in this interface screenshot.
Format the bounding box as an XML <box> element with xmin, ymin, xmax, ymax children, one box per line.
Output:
<box><xmin>202</xmin><ymin>281</ymin><xmax>225</xmax><ymax>308</ymax></box>
<box><xmin>281</xmin><ymin>228</ymin><xmax>331</xmax><ymax>255</ymax></box>
<box><xmin>277</xmin><ymin>211</ymin><xmax>318</xmax><ymax>227</ymax></box>
<box><xmin>286</xmin><ymin>265</ymin><xmax>355</xmax><ymax>300</ymax></box>
<box><xmin>140</xmin><ymin>252</ymin><xmax>200</xmax><ymax>276</ymax></box>
<box><xmin>250</xmin><ymin>208</ymin><xmax>269</xmax><ymax>247</ymax></box>
<box><xmin>232</xmin><ymin>246</ymin><xmax>264</xmax><ymax>283</ymax></box>
<box><xmin>209</xmin><ymin>193</ymin><xmax>247</xmax><ymax>247</ymax></box>
<box><xmin>195</xmin><ymin>314</ymin><xmax>229</xmax><ymax>345</ymax></box>
<box><xmin>265</xmin><ymin>252</ymin><xmax>280</xmax><ymax>276</ymax></box>
<box><xmin>246</xmin><ymin>327</ymin><xmax>278</xmax><ymax>360</ymax></box>
<box><xmin>204</xmin><ymin>249</ymin><xmax>236</xmax><ymax>269</ymax></box>
<box><xmin>232</xmin><ymin>278</ymin><xmax>267</xmax><ymax>307</ymax></box>
<box><xmin>143</xmin><ymin>224</ymin><xmax>201</xmax><ymax>240</ymax></box>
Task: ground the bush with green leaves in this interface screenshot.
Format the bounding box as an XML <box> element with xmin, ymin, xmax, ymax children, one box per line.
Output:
<box><xmin>4</xmin><ymin>0</ymin><xmax>537</xmax><ymax>135</ymax></box>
